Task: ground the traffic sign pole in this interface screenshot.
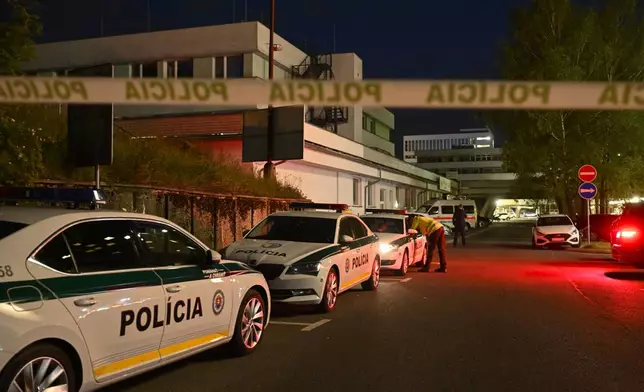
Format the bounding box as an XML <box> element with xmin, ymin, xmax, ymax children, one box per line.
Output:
<box><xmin>578</xmin><ymin>165</ymin><xmax>598</xmax><ymax>245</ymax></box>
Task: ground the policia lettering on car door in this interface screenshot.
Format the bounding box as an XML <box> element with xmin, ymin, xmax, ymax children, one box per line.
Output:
<box><xmin>119</xmin><ymin>296</ymin><xmax>203</xmax><ymax>336</ymax></box>
<box><xmin>339</xmin><ymin>217</ymin><xmax>373</xmax><ymax>283</ymax></box>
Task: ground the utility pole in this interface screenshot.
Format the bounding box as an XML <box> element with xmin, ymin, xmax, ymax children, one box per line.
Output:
<box><xmin>263</xmin><ymin>0</ymin><xmax>276</xmax><ymax>180</ymax></box>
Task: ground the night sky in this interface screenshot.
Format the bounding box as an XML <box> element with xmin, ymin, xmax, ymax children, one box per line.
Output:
<box><xmin>37</xmin><ymin>0</ymin><xmax>531</xmax><ymax>155</ymax></box>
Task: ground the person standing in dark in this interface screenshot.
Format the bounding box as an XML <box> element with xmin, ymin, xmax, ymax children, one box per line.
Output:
<box><xmin>409</xmin><ymin>214</ymin><xmax>447</xmax><ymax>273</ymax></box>
<box><xmin>452</xmin><ymin>204</ymin><xmax>467</xmax><ymax>247</ymax></box>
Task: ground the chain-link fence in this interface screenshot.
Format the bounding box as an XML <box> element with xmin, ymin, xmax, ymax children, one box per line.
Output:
<box><xmin>38</xmin><ymin>181</ymin><xmax>307</xmax><ymax>251</ymax></box>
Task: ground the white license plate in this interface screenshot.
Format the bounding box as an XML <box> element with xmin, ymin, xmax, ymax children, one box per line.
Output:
<box><xmin>552</xmin><ymin>237</ymin><xmax>565</xmax><ymax>242</ymax></box>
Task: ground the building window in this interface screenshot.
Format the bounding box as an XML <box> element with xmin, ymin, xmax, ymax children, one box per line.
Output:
<box><xmin>352</xmin><ymin>178</ymin><xmax>361</xmax><ymax>206</ymax></box>
<box><xmin>142</xmin><ymin>63</ymin><xmax>157</xmax><ymax>77</ymax></box>
<box><xmin>226</xmin><ymin>55</ymin><xmax>244</xmax><ymax>78</ymax></box>
<box><xmin>388</xmin><ymin>190</ymin><xmax>394</xmax><ymax>208</ymax></box>
<box><xmin>366</xmin><ymin>182</ymin><xmax>374</xmax><ymax>207</ymax></box>
<box><xmin>379</xmin><ymin>189</ymin><xmax>386</xmax><ymax>208</ymax></box>
<box><xmin>215</xmin><ymin>56</ymin><xmax>225</xmax><ymax>78</ymax></box>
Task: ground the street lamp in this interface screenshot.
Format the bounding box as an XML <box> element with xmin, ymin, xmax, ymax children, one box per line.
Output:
<box><xmin>263</xmin><ymin>0</ymin><xmax>276</xmax><ymax>180</ymax></box>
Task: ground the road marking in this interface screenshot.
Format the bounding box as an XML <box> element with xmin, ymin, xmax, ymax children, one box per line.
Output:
<box><xmin>400</xmin><ymin>278</ymin><xmax>412</xmax><ymax>283</ymax></box>
<box><xmin>301</xmin><ymin>319</ymin><xmax>331</xmax><ymax>331</ymax></box>
<box><xmin>270</xmin><ymin>321</ymin><xmax>312</xmax><ymax>326</ymax></box>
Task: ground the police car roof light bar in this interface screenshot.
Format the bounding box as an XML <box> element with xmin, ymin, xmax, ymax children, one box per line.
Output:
<box><xmin>365</xmin><ymin>208</ymin><xmax>408</xmax><ymax>215</ymax></box>
<box><xmin>289</xmin><ymin>202</ymin><xmax>349</xmax><ymax>213</ymax></box>
<box><xmin>0</xmin><ymin>187</ymin><xmax>107</xmax><ymax>208</ymax></box>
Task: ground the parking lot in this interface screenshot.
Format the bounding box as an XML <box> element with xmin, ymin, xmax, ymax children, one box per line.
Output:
<box><xmin>108</xmin><ymin>221</ymin><xmax>644</xmax><ymax>392</ymax></box>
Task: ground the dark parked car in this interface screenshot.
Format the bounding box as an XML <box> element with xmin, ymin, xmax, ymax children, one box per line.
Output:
<box><xmin>610</xmin><ymin>203</ymin><xmax>644</xmax><ymax>268</ymax></box>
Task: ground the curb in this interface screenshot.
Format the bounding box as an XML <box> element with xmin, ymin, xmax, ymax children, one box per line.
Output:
<box><xmin>565</xmin><ymin>247</ymin><xmax>611</xmax><ymax>255</ymax></box>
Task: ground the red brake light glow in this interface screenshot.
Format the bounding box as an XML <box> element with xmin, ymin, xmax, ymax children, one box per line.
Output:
<box><xmin>617</xmin><ymin>229</ymin><xmax>638</xmax><ymax>239</ymax></box>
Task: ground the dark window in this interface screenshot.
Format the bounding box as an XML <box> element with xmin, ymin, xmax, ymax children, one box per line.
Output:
<box><xmin>226</xmin><ymin>55</ymin><xmax>244</xmax><ymax>78</ymax></box>
<box><xmin>142</xmin><ymin>63</ymin><xmax>157</xmax><ymax>77</ymax></box>
<box><xmin>132</xmin><ymin>222</ymin><xmax>205</xmax><ymax>267</ymax></box>
<box><xmin>64</xmin><ymin>220</ymin><xmax>139</xmax><ymax>273</ymax></box>
<box><xmin>338</xmin><ymin>218</ymin><xmax>353</xmax><ymax>240</ymax></box>
<box><xmin>246</xmin><ymin>216</ymin><xmax>336</xmax><ymax>243</ymax></box>
<box><xmin>0</xmin><ymin>220</ymin><xmax>28</xmax><ymax>240</ymax></box>
<box><xmin>361</xmin><ymin>217</ymin><xmax>404</xmax><ymax>235</ymax></box>
<box><xmin>215</xmin><ymin>57</ymin><xmax>224</xmax><ymax>78</ymax></box>
<box><xmin>427</xmin><ymin>207</ymin><xmax>439</xmax><ymax>215</ymax></box>
<box><xmin>348</xmin><ymin>218</ymin><xmax>369</xmax><ymax>238</ymax></box>
<box><xmin>442</xmin><ymin>206</ymin><xmax>454</xmax><ymax>214</ymax></box>
<box><xmin>463</xmin><ymin>206</ymin><xmax>475</xmax><ymax>214</ymax></box>
<box><xmin>177</xmin><ymin>60</ymin><xmax>193</xmax><ymax>78</ymax></box>
<box><xmin>32</xmin><ymin>235</ymin><xmax>77</xmax><ymax>274</ymax></box>
<box><xmin>131</xmin><ymin>64</ymin><xmax>141</xmax><ymax>78</ymax></box>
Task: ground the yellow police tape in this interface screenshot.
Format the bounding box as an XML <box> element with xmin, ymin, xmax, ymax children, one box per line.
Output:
<box><xmin>0</xmin><ymin>75</ymin><xmax>643</xmax><ymax>109</ymax></box>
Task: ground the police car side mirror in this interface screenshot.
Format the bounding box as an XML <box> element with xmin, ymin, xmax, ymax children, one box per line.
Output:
<box><xmin>407</xmin><ymin>229</ymin><xmax>418</xmax><ymax>235</ymax></box>
<box><xmin>339</xmin><ymin>234</ymin><xmax>354</xmax><ymax>244</ymax></box>
<box><xmin>242</xmin><ymin>229</ymin><xmax>250</xmax><ymax>237</ymax></box>
<box><xmin>205</xmin><ymin>250</ymin><xmax>222</xmax><ymax>266</ymax></box>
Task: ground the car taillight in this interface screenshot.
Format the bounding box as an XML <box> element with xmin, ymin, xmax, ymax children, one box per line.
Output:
<box><xmin>617</xmin><ymin>229</ymin><xmax>638</xmax><ymax>239</ymax></box>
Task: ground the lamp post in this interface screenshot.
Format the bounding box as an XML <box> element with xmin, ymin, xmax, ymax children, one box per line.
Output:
<box><xmin>263</xmin><ymin>0</ymin><xmax>276</xmax><ymax>180</ymax></box>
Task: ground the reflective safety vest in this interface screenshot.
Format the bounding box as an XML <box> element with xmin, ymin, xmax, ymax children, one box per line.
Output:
<box><xmin>410</xmin><ymin>215</ymin><xmax>443</xmax><ymax>235</ymax></box>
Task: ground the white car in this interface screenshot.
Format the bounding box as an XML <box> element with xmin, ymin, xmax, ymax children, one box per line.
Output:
<box><xmin>222</xmin><ymin>203</ymin><xmax>381</xmax><ymax>313</ymax></box>
<box><xmin>532</xmin><ymin>214</ymin><xmax>581</xmax><ymax>248</ymax></box>
<box><xmin>360</xmin><ymin>210</ymin><xmax>428</xmax><ymax>275</ymax></box>
<box><xmin>0</xmin><ymin>188</ymin><xmax>270</xmax><ymax>392</ymax></box>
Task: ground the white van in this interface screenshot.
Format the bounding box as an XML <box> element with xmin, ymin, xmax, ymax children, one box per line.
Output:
<box><xmin>416</xmin><ymin>199</ymin><xmax>478</xmax><ymax>230</ymax></box>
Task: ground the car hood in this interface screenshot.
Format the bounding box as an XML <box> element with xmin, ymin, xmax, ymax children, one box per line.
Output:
<box><xmin>223</xmin><ymin>239</ymin><xmax>334</xmax><ymax>266</ymax></box>
<box><xmin>375</xmin><ymin>233</ymin><xmax>406</xmax><ymax>244</ymax></box>
<box><xmin>535</xmin><ymin>225</ymin><xmax>576</xmax><ymax>235</ymax></box>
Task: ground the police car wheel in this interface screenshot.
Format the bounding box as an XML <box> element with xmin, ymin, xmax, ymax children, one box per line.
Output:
<box><xmin>397</xmin><ymin>251</ymin><xmax>409</xmax><ymax>276</ymax></box>
<box><xmin>320</xmin><ymin>269</ymin><xmax>339</xmax><ymax>313</ymax></box>
<box><xmin>0</xmin><ymin>342</ymin><xmax>76</xmax><ymax>392</ymax></box>
<box><xmin>228</xmin><ymin>289</ymin><xmax>266</xmax><ymax>356</ymax></box>
<box><xmin>362</xmin><ymin>257</ymin><xmax>380</xmax><ymax>291</ymax></box>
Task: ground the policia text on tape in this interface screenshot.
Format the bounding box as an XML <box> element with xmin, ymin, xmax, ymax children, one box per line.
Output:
<box><xmin>2</xmin><ymin>76</ymin><xmax>644</xmax><ymax>110</ymax></box>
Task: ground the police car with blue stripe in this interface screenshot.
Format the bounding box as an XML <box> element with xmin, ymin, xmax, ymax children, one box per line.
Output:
<box><xmin>0</xmin><ymin>187</ymin><xmax>271</xmax><ymax>392</ymax></box>
<box><xmin>221</xmin><ymin>203</ymin><xmax>381</xmax><ymax>313</ymax></box>
<box><xmin>360</xmin><ymin>209</ymin><xmax>429</xmax><ymax>276</ymax></box>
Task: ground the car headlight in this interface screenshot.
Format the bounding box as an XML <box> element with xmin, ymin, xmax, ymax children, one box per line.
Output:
<box><xmin>286</xmin><ymin>261</ymin><xmax>321</xmax><ymax>276</ymax></box>
<box><xmin>379</xmin><ymin>243</ymin><xmax>398</xmax><ymax>254</ymax></box>
<box><xmin>571</xmin><ymin>229</ymin><xmax>579</xmax><ymax>236</ymax></box>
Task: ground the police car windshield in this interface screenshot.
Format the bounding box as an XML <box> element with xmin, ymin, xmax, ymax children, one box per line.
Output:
<box><xmin>537</xmin><ymin>216</ymin><xmax>572</xmax><ymax>226</ymax></box>
<box><xmin>246</xmin><ymin>216</ymin><xmax>336</xmax><ymax>243</ymax></box>
<box><xmin>0</xmin><ymin>220</ymin><xmax>28</xmax><ymax>240</ymax></box>
<box><xmin>361</xmin><ymin>217</ymin><xmax>404</xmax><ymax>234</ymax></box>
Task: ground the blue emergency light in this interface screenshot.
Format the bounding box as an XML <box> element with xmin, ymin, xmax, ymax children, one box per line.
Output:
<box><xmin>0</xmin><ymin>187</ymin><xmax>107</xmax><ymax>209</ymax></box>
<box><xmin>289</xmin><ymin>202</ymin><xmax>349</xmax><ymax>213</ymax></box>
<box><xmin>365</xmin><ymin>208</ymin><xmax>408</xmax><ymax>215</ymax></box>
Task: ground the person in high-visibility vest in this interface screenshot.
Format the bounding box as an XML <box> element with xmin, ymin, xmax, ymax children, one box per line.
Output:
<box><xmin>409</xmin><ymin>214</ymin><xmax>447</xmax><ymax>273</ymax></box>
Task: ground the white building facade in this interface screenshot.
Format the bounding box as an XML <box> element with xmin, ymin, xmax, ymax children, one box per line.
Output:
<box><xmin>403</xmin><ymin>128</ymin><xmax>495</xmax><ymax>163</ymax></box>
<box><xmin>24</xmin><ymin>21</ymin><xmax>455</xmax><ymax>211</ymax></box>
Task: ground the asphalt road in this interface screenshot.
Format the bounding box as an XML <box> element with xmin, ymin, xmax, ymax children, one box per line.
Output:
<box><xmin>109</xmin><ymin>220</ymin><xmax>644</xmax><ymax>392</ymax></box>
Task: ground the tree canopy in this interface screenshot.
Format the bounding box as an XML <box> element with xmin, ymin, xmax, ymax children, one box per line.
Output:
<box><xmin>486</xmin><ymin>0</ymin><xmax>644</xmax><ymax>213</ymax></box>
<box><xmin>0</xmin><ymin>0</ymin><xmax>303</xmax><ymax>198</ymax></box>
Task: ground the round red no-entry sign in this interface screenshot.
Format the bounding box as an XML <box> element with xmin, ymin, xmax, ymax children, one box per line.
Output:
<box><xmin>578</xmin><ymin>164</ymin><xmax>597</xmax><ymax>182</ymax></box>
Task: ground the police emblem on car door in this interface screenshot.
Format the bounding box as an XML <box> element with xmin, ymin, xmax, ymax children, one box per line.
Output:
<box><xmin>132</xmin><ymin>221</ymin><xmax>233</xmax><ymax>360</ymax></box>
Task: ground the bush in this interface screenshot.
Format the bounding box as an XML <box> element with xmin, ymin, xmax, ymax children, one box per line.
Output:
<box><xmin>3</xmin><ymin>104</ymin><xmax>304</xmax><ymax>199</ymax></box>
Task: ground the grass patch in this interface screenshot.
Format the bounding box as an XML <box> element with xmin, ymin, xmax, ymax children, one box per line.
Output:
<box><xmin>581</xmin><ymin>241</ymin><xmax>611</xmax><ymax>250</ymax></box>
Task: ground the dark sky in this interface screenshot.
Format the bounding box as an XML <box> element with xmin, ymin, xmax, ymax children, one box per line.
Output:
<box><xmin>37</xmin><ymin>0</ymin><xmax>532</xmax><ymax>155</ymax></box>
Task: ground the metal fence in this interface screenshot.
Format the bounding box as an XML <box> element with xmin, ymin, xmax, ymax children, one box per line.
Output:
<box><xmin>37</xmin><ymin>181</ymin><xmax>307</xmax><ymax>250</ymax></box>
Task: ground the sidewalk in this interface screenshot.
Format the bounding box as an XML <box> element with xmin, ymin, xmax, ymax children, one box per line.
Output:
<box><xmin>566</xmin><ymin>242</ymin><xmax>611</xmax><ymax>255</ymax></box>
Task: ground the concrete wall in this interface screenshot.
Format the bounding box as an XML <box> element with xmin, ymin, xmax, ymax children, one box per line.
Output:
<box><xmin>362</xmin><ymin>130</ymin><xmax>395</xmax><ymax>155</ymax></box>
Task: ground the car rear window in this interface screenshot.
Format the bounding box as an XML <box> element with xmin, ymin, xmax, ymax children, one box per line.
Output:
<box><xmin>623</xmin><ymin>203</ymin><xmax>644</xmax><ymax>217</ymax></box>
<box><xmin>0</xmin><ymin>220</ymin><xmax>29</xmax><ymax>240</ymax></box>
<box><xmin>245</xmin><ymin>216</ymin><xmax>337</xmax><ymax>243</ymax></box>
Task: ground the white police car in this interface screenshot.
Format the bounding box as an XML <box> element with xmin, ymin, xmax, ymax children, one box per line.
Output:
<box><xmin>221</xmin><ymin>203</ymin><xmax>381</xmax><ymax>313</ymax></box>
<box><xmin>360</xmin><ymin>209</ymin><xmax>428</xmax><ymax>276</ymax></box>
<box><xmin>0</xmin><ymin>187</ymin><xmax>270</xmax><ymax>392</ymax></box>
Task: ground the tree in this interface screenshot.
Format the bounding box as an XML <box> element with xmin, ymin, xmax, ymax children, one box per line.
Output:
<box><xmin>486</xmin><ymin>0</ymin><xmax>644</xmax><ymax>214</ymax></box>
<box><xmin>0</xmin><ymin>0</ymin><xmax>45</xmax><ymax>185</ymax></box>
